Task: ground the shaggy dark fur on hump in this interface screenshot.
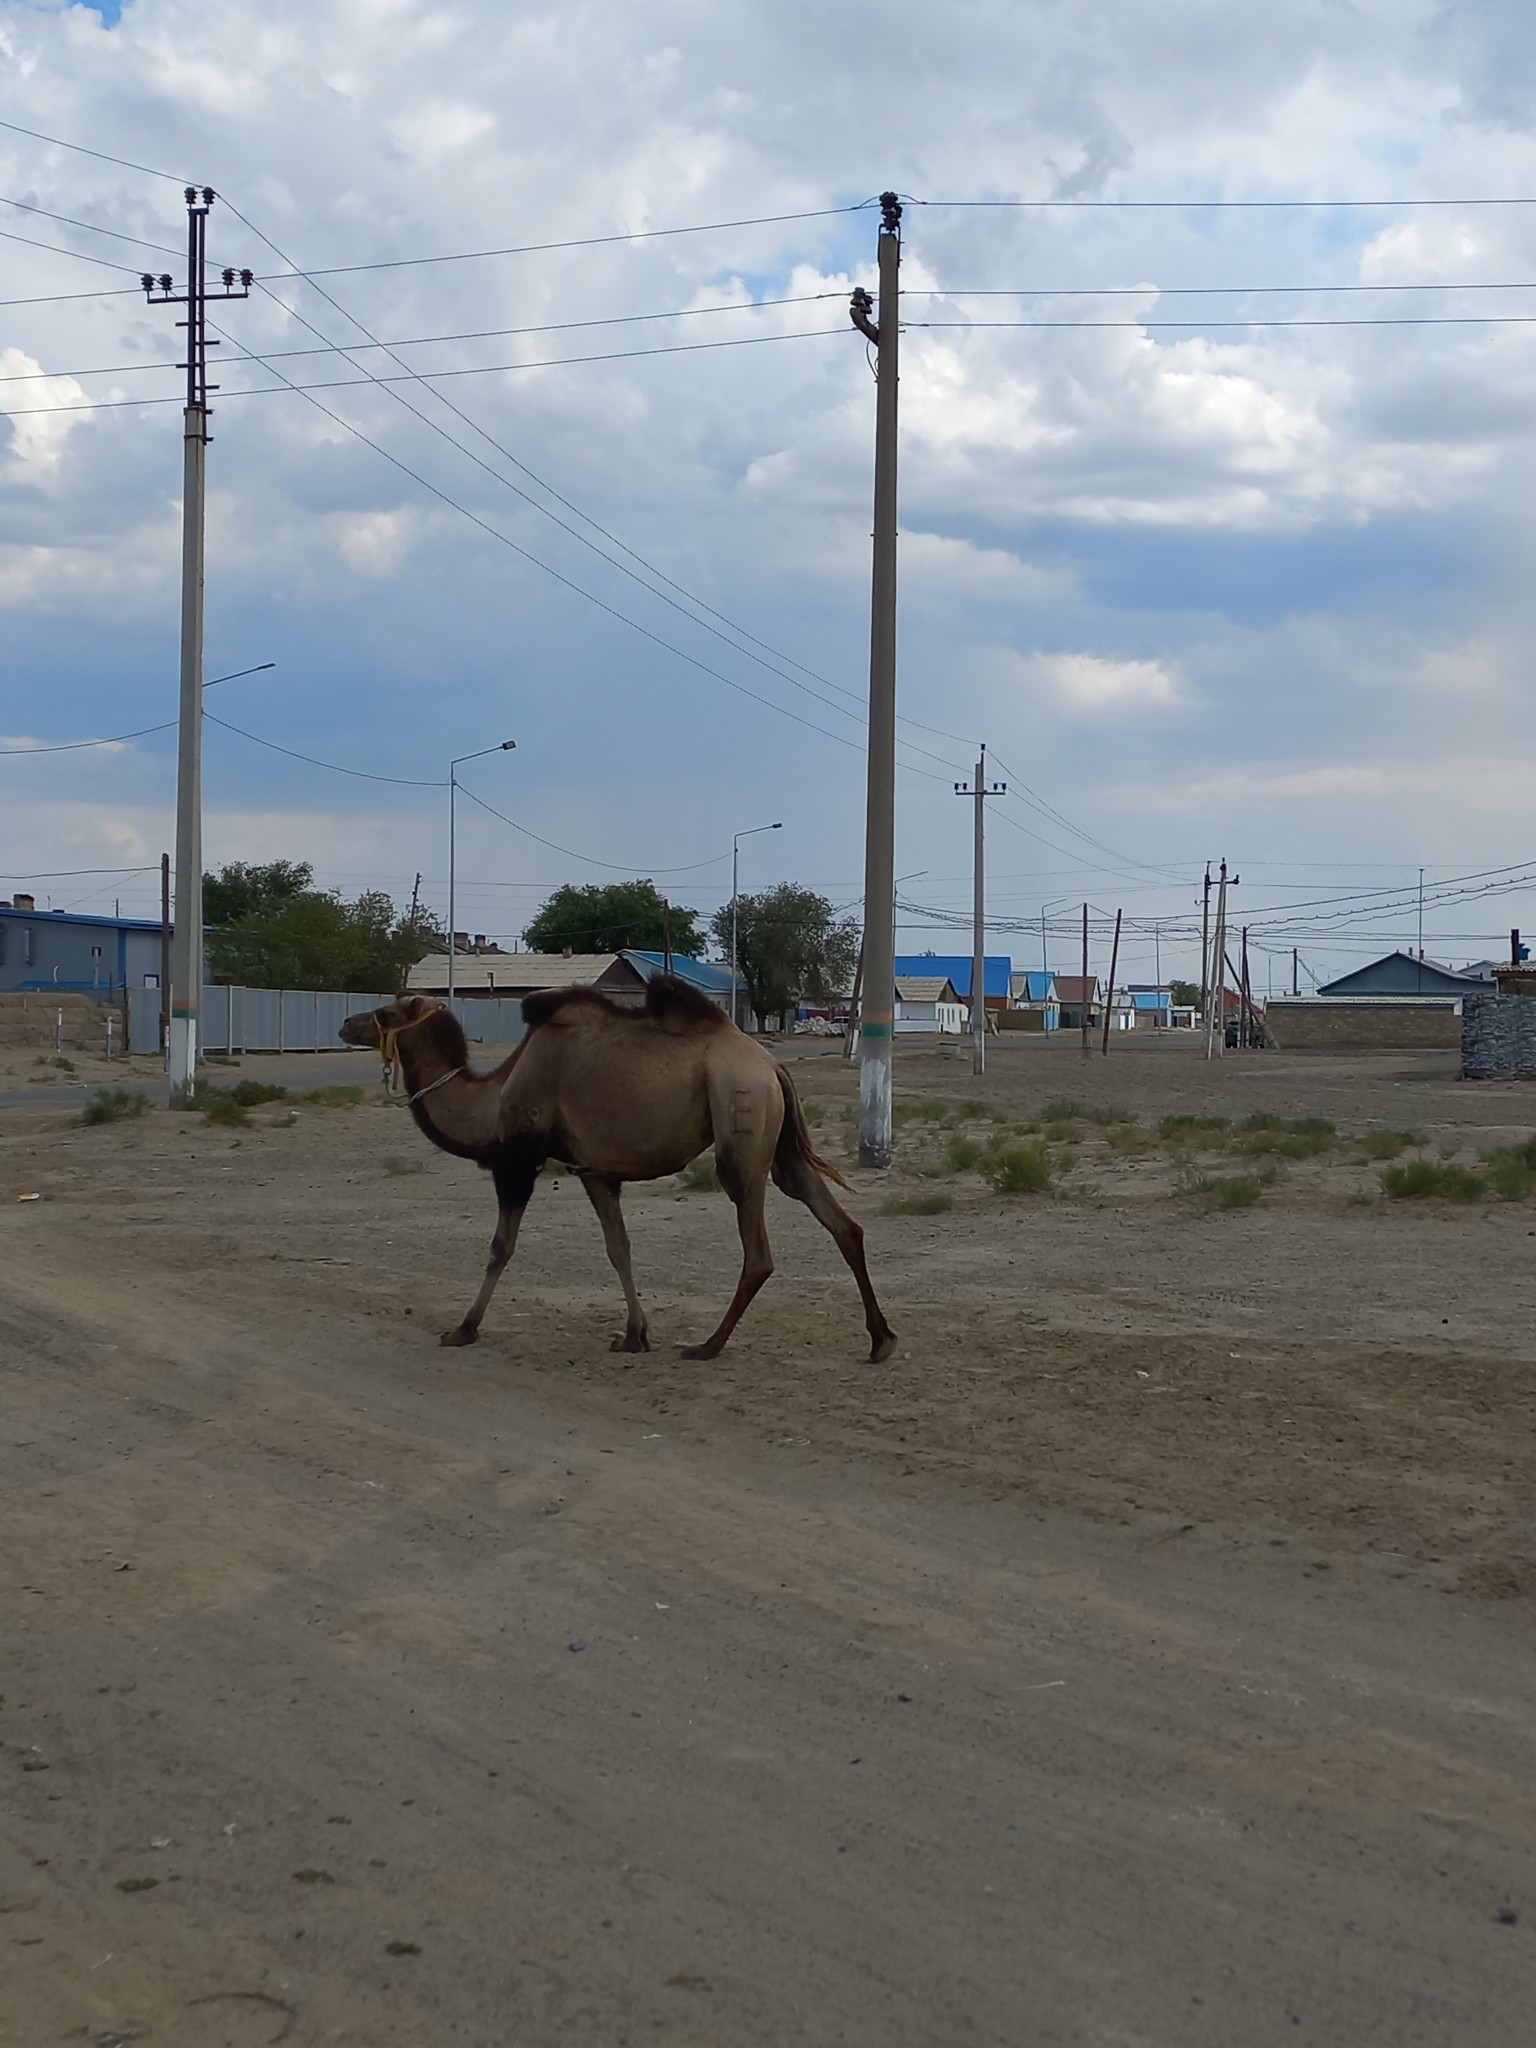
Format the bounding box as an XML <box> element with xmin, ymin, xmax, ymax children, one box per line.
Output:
<box><xmin>520</xmin><ymin>973</ymin><xmax>726</xmax><ymax>1033</ymax></box>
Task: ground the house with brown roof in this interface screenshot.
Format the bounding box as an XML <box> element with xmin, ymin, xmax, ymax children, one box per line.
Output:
<box><xmin>1052</xmin><ymin>974</ymin><xmax>1102</xmax><ymax>1031</ymax></box>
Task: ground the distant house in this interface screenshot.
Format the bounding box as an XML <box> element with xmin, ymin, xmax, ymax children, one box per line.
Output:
<box><xmin>1009</xmin><ymin>969</ymin><xmax>1060</xmax><ymax>1031</ymax></box>
<box><xmin>1317</xmin><ymin>952</ymin><xmax>1486</xmax><ymax>999</ymax></box>
<box><xmin>1128</xmin><ymin>987</ymin><xmax>1173</xmax><ymax>1028</ymax></box>
<box><xmin>894</xmin><ymin>974</ymin><xmax>966</xmax><ymax>1035</ymax></box>
<box><xmin>1052</xmin><ymin>974</ymin><xmax>1102</xmax><ymax>1031</ymax></box>
<box><xmin>0</xmin><ymin>897</ymin><xmax>168</xmax><ymax>996</ymax></box>
<box><xmin>893</xmin><ymin>954</ymin><xmax>1012</xmax><ymax>1011</ymax></box>
<box><xmin>407</xmin><ymin>949</ymin><xmax>730</xmax><ymax>1007</ymax></box>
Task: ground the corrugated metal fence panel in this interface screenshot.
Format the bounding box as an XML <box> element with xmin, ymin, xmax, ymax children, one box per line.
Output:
<box><xmin>127</xmin><ymin>985</ymin><xmax>527</xmax><ymax>1054</ymax></box>
<box><xmin>454</xmin><ymin>995</ymin><xmax>525</xmax><ymax>1044</ymax></box>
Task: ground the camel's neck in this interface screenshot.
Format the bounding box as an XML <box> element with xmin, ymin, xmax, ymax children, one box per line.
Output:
<box><xmin>396</xmin><ymin>1040</ymin><xmax>513</xmax><ymax>1160</ymax></box>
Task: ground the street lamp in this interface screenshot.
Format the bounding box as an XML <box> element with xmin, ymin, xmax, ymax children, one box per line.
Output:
<box><xmin>449</xmin><ymin>741</ymin><xmax>516</xmax><ymax>1006</ymax></box>
<box><xmin>730</xmin><ymin>821</ymin><xmax>782</xmax><ymax>1029</ymax></box>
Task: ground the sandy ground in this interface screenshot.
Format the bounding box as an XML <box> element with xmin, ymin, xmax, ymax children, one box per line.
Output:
<box><xmin>3</xmin><ymin>1033</ymin><xmax>1534</xmax><ymax>2045</ymax></box>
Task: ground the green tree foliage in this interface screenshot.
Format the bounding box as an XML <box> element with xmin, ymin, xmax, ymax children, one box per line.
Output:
<box><xmin>1169</xmin><ymin>979</ymin><xmax>1200</xmax><ymax>1008</ymax></box>
<box><xmin>202</xmin><ymin>859</ymin><xmax>313</xmax><ymax>928</ymax></box>
<box><xmin>710</xmin><ymin>884</ymin><xmax>860</xmax><ymax>1027</ymax></box>
<box><xmin>524</xmin><ymin>880</ymin><xmax>703</xmax><ymax>957</ymax></box>
<box><xmin>207</xmin><ymin>884</ymin><xmax>445</xmax><ymax>992</ymax></box>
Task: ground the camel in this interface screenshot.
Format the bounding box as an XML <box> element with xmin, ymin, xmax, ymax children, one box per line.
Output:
<box><xmin>338</xmin><ymin>975</ymin><xmax>896</xmax><ymax>1362</ymax></box>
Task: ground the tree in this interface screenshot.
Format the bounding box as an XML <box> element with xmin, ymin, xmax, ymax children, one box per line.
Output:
<box><xmin>203</xmin><ymin>859</ymin><xmax>313</xmax><ymax>928</ymax></box>
<box><xmin>524</xmin><ymin>880</ymin><xmax>703</xmax><ymax>957</ymax></box>
<box><xmin>710</xmin><ymin>884</ymin><xmax>860</xmax><ymax>1028</ymax></box>
<box><xmin>1170</xmin><ymin>979</ymin><xmax>1200</xmax><ymax>1008</ymax></box>
<box><xmin>207</xmin><ymin>886</ymin><xmax>444</xmax><ymax>992</ymax></box>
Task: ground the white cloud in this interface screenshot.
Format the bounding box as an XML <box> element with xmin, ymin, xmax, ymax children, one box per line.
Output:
<box><xmin>1012</xmin><ymin>651</ymin><xmax>1182</xmax><ymax>714</ymax></box>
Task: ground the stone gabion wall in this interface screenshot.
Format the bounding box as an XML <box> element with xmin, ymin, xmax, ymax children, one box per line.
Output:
<box><xmin>1462</xmin><ymin>993</ymin><xmax>1536</xmax><ymax>1078</ymax></box>
<box><xmin>1265</xmin><ymin>1001</ymin><xmax>1461</xmax><ymax>1050</ymax></box>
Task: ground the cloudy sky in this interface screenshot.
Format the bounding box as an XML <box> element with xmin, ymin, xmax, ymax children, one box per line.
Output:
<box><xmin>4</xmin><ymin>0</ymin><xmax>1536</xmax><ymax>987</ymax></box>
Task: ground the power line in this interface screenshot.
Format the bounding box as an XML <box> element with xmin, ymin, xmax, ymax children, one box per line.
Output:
<box><xmin>0</xmin><ymin>327</ymin><xmax>846</xmax><ymax>418</ymax></box>
<box><xmin>0</xmin><ymin>192</ymin><xmax>185</xmax><ymax>259</ymax></box>
<box><xmin>908</xmin><ymin>314</ymin><xmax>1536</xmax><ymax>330</ymax></box>
<box><xmin>0</xmin><ymin>292</ymin><xmax>848</xmax><ymax>384</ymax></box>
<box><xmin>0</xmin><ymin>719</ymin><xmax>176</xmax><ymax>756</ymax></box>
<box><xmin>204</xmin><ymin>713</ymin><xmax>444</xmax><ymax>788</ymax></box>
<box><xmin>454</xmin><ymin>782</ymin><xmax>730</xmax><ymax>875</ymax></box>
<box><xmin>909</xmin><ymin>192</ymin><xmax>1536</xmax><ymax>210</ymax></box>
<box><xmin>215</xmin><ymin>197</ymin><xmax>953</xmax><ymax>768</ymax></box>
<box><xmin>0</xmin><ymin>116</ymin><xmax>192</xmax><ymax>186</ymax></box>
<box><xmin>913</xmin><ymin>281</ymin><xmax>1536</xmax><ymax>297</ymax></box>
<box><xmin>0</xmin><ymin>222</ymin><xmax>152</xmax><ymax>278</ymax></box>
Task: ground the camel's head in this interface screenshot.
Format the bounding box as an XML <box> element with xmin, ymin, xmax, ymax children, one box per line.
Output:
<box><xmin>338</xmin><ymin>991</ymin><xmax>440</xmax><ymax>1051</ymax></box>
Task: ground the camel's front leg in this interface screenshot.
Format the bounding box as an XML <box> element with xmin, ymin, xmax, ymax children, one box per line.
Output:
<box><xmin>579</xmin><ymin>1172</ymin><xmax>650</xmax><ymax>1352</ymax></box>
<box><xmin>440</xmin><ymin>1143</ymin><xmax>539</xmax><ymax>1347</ymax></box>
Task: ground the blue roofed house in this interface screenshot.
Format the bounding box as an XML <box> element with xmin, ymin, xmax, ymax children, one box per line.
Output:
<box><xmin>0</xmin><ymin>896</ymin><xmax>168</xmax><ymax>996</ymax></box>
<box><xmin>618</xmin><ymin>950</ymin><xmax>734</xmax><ymax>1006</ymax></box>
<box><xmin>893</xmin><ymin>955</ymin><xmax>1012</xmax><ymax>1013</ymax></box>
<box><xmin>1008</xmin><ymin>968</ymin><xmax>1060</xmax><ymax>1031</ymax></box>
<box><xmin>1128</xmin><ymin>986</ymin><xmax>1173</xmax><ymax>1028</ymax></box>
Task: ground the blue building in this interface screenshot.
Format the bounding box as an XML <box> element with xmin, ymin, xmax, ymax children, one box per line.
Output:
<box><xmin>893</xmin><ymin>954</ymin><xmax>1012</xmax><ymax>1010</ymax></box>
<box><xmin>1010</xmin><ymin>968</ymin><xmax>1060</xmax><ymax>1029</ymax></box>
<box><xmin>0</xmin><ymin>897</ymin><xmax>168</xmax><ymax>996</ymax></box>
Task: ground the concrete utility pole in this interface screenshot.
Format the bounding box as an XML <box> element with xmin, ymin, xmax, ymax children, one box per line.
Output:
<box><xmin>142</xmin><ymin>192</ymin><xmax>251</xmax><ymax>1097</ymax></box>
<box><xmin>159</xmin><ymin>852</ymin><xmax>171</xmax><ymax>1059</ymax></box>
<box><xmin>730</xmin><ymin>821</ymin><xmax>782</xmax><ymax>1029</ymax></box>
<box><xmin>849</xmin><ymin>192</ymin><xmax>902</xmax><ymax>1167</ymax></box>
<box><xmin>954</xmin><ymin>745</ymin><xmax>1005</xmax><ymax>1074</ymax></box>
<box><xmin>1080</xmin><ymin>904</ymin><xmax>1091</xmax><ymax>1058</ymax></box>
<box><xmin>1200</xmin><ymin>863</ymin><xmax>1212</xmax><ymax>1024</ymax></box>
<box><xmin>448</xmin><ymin>741</ymin><xmax>516</xmax><ymax>1007</ymax></box>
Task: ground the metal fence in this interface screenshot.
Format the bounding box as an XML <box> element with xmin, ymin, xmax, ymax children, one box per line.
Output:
<box><xmin>127</xmin><ymin>985</ymin><xmax>526</xmax><ymax>1056</ymax></box>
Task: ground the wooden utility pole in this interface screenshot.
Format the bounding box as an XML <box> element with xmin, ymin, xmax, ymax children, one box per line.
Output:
<box><xmin>1204</xmin><ymin>860</ymin><xmax>1229</xmax><ymax>1061</ymax></box>
<box><xmin>1292</xmin><ymin>946</ymin><xmax>1299</xmax><ymax>996</ymax></box>
<box><xmin>142</xmin><ymin>193</ymin><xmax>251</xmax><ymax>1098</ymax></box>
<box><xmin>954</xmin><ymin>745</ymin><xmax>1005</xmax><ymax>1074</ymax></box>
<box><xmin>1080</xmin><ymin>904</ymin><xmax>1091</xmax><ymax>1057</ymax></box>
<box><xmin>849</xmin><ymin>193</ymin><xmax>902</xmax><ymax>1166</ymax></box>
<box><xmin>662</xmin><ymin>898</ymin><xmax>673</xmax><ymax>975</ymax></box>
<box><xmin>1101</xmin><ymin>908</ymin><xmax>1123</xmax><ymax>1056</ymax></box>
<box><xmin>1240</xmin><ymin>927</ymin><xmax>1253</xmax><ymax>1047</ymax></box>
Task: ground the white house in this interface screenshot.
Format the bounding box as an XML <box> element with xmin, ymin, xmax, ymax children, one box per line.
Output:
<box><xmin>893</xmin><ymin>974</ymin><xmax>966</xmax><ymax>1035</ymax></box>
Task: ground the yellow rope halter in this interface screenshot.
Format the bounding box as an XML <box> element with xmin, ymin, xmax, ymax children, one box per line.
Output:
<box><xmin>377</xmin><ymin>1003</ymin><xmax>449</xmax><ymax>1098</ymax></box>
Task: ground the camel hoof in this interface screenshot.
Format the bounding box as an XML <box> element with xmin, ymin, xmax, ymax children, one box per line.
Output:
<box><xmin>870</xmin><ymin>1331</ymin><xmax>897</xmax><ymax>1364</ymax></box>
<box><xmin>439</xmin><ymin>1324</ymin><xmax>478</xmax><ymax>1348</ymax></box>
<box><xmin>610</xmin><ymin>1331</ymin><xmax>651</xmax><ymax>1354</ymax></box>
<box><xmin>679</xmin><ymin>1341</ymin><xmax>722</xmax><ymax>1361</ymax></box>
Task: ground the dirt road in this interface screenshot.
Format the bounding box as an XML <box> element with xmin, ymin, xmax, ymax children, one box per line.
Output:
<box><xmin>3</xmin><ymin>1038</ymin><xmax>1533</xmax><ymax>2044</ymax></box>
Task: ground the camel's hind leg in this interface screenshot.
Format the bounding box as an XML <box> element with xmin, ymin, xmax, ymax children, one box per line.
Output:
<box><xmin>440</xmin><ymin>1141</ymin><xmax>540</xmax><ymax>1347</ymax></box>
<box><xmin>772</xmin><ymin>1151</ymin><xmax>897</xmax><ymax>1363</ymax></box>
<box><xmin>580</xmin><ymin>1172</ymin><xmax>649</xmax><ymax>1352</ymax></box>
<box><xmin>680</xmin><ymin>1157</ymin><xmax>774</xmax><ymax>1361</ymax></box>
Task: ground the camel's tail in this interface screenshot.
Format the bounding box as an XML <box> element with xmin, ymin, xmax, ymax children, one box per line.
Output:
<box><xmin>774</xmin><ymin>1066</ymin><xmax>851</xmax><ymax>1191</ymax></box>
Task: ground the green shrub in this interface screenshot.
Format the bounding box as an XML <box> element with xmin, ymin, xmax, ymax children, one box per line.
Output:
<box><xmin>1234</xmin><ymin>1113</ymin><xmax>1336</xmax><ymax>1160</ymax></box>
<box><xmin>1485</xmin><ymin>1154</ymin><xmax>1536</xmax><ymax>1202</ymax></box>
<box><xmin>200</xmin><ymin>1089</ymin><xmax>251</xmax><ymax>1128</ymax></box>
<box><xmin>80</xmin><ymin>1088</ymin><xmax>148</xmax><ymax>1127</ymax></box>
<box><xmin>1040</xmin><ymin>1096</ymin><xmax>1088</xmax><ymax>1123</ymax></box>
<box><xmin>225</xmin><ymin>1079</ymin><xmax>290</xmax><ymax>1107</ymax></box>
<box><xmin>989</xmin><ymin>1142</ymin><xmax>1052</xmax><ymax>1195</ymax></box>
<box><xmin>1185</xmin><ymin>1170</ymin><xmax>1266</xmax><ymax>1211</ymax></box>
<box><xmin>1358</xmin><ymin>1129</ymin><xmax>1425</xmax><ymax>1161</ymax></box>
<box><xmin>1157</xmin><ymin>1113</ymin><xmax>1230</xmax><ymax>1144</ymax></box>
<box><xmin>893</xmin><ymin>1098</ymin><xmax>949</xmax><ymax>1125</ymax></box>
<box><xmin>298</xmin><ymin>1085</ymin><xmax>367</xmax><ymax>1107</ymax></box>
<box><xmin>881</xmin><ymin>1191</ymin><xmax>953</xmax><ymax>1216</ymax></box>
<box><xmin>1105</xmin><ymin>1123</ymin><xmax>1157</xmax><ymax>1157</ymax></box>
<box><xmin>52</xmin><ymin>1055</ymin><xmax>77</xmax><ymax>1074</ymax></box>
<box><xmin>679</xmin><ymin>1154</ymin><xmax>719</xmax><ymax>1192</ymax></box>
<box><xmin>945</xmin><ymin>1134</ymin><xmax>984</xmax><ymax>1172</ymax></box>
<box><xmin>1380</xmin><ymin>1159</ymin><xmax>1485</xmax><ymax>1203</ymax></box>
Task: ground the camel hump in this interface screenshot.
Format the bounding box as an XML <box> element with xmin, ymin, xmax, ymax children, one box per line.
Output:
<box><xmin>520</xmin><ymin>985</ymin><xmax>616</xmax><ymax>1031</ymax></box>
<box><xmin>644</xmin><ymin>973</ymin><xmax>729</xmax><ymax>1031</ymax></box>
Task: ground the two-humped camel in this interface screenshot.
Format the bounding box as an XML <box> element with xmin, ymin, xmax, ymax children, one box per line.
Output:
<box><xmin>339</xmin><ymin>975</ymin><xmax>896</xmax><ymax>1361</ymax></box>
